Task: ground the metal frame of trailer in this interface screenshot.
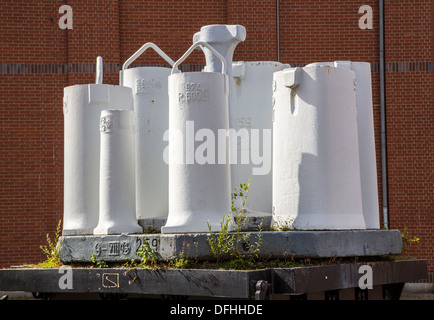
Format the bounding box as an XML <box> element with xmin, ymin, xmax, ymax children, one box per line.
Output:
<box><xmin>0</xmin><ymin>259</ymin><xmax>427</xmax><ymax>300</ymax></box>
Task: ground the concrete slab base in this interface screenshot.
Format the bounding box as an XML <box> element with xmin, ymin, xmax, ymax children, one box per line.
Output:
<box><xmin>59</xmin><ymin>229</ymin><xmax>402</xmax><ymax>264</ymax></box>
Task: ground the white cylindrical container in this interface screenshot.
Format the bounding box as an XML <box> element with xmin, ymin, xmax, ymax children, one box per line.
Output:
<box><xmin>62</xmin><ymin>61</ymin><xmax>133</xmax><ymax>235</ymax></box>
<box><xmin>120</xmin><ymin>43</ymin><xmax>174</xmax><ymax>221</ymax></box>
<box><xmin>306</xmin><ymin>61</ymin><xmax>380</xmax><ymax>229</ymax></box>
<box><xmin>161</xmin><ymin>41</ymin><xmax>231</xmax><ymax>233</ymax></box>
<box><xmin>93</xmin><ymin>109</ymin><xmax>142</xmax><ymax>235</ymax></box>
<box><xmin>231</xmin><ymin>61</ymin><xmax>290</xmax><ymax>214</ymax></box>
<box><xmin>272</xmin><ymin>65</ymin><xmax>366</xmax><ymax>230</ymax></box>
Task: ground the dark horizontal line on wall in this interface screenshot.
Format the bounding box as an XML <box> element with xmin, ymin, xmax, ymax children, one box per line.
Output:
<box><xmin>0</xmin><ymin>62</ymin><xmax>432</xmax><ymax>74</ymax></box>
<box><xmin>284</xmin><ymin>62</ymin><xmax>434</xmax><ymax>73</ymax></box>
<box><xmin>383</xmin><ymin>61</ymin><xmax>434</xmax><ymax>73</ymax></box>
<box><xmin>0</xmin><ymin>63</ymin><xmax>204</xmax><ymax>75</ymax></box>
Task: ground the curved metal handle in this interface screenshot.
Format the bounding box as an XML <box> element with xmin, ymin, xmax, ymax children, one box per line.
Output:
<box><xmin>171</xmin><ymin>41</ymin><xmax>227</xmax><ymax>75</ymax></box>
<box><xmin>122</xmin><ymin>42</ymin><xmax>175</xmax><ymax>71</ymax></box>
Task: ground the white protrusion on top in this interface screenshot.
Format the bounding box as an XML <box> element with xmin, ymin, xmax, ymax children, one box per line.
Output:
<box><xmin>95</xmin><ymin>56</ymin><xmax>103</xmax><ymax>84</ymax></box>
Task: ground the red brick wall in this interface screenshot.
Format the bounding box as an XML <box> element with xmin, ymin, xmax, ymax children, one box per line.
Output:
<box><xmin>0</xmin><ymin>0</ymin><xmax>432</xmax><ymax>277</ymax></box>
<box><xmin>67</xmin><ymin>0</ymin><xmax>121</xmax><ymax>86</ymax></box>
<box><xmin>119</xmin><ymin>0</ymin><xmax>227</xmax><ymax>68</ymax></box>
<box><xmin>0</xmin><ymin>0</ymin><xmax>67</xmax><ymax>265</ymax></box>
<box><xmin>227</xmin><ymin>0</ymin><xmax>278</xmax><ymax>61</ymax></box>
<box><xmin>384</xmin><ymin>0</ymin><xmax>434</xmax><ymax>273</ymax></box>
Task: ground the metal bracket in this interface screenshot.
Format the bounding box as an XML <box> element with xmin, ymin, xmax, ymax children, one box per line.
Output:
<box><xmin>251</xmin><ymin>280</ymin><xmax>269</xmax><ymax>300</ymax></box>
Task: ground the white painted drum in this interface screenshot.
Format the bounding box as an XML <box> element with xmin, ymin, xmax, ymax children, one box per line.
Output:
<box><xmin>306</xmin><ymin>61</ymin><xmax>380</xmax><ymax>229</ymax></box>
<box><xmin>231</xmin><ymin>61</ymin><xmax>290</xmax><ymax>214</ymax></box>
<box><xmin>272</xmin><ymin>65</ymin><xmax>366</xmax><ymax>230</ymax></box>
<box><xmin>94</xmin><ymin>109</ymin><xmax>142</xmax><ymax>235</ymax></box>
<box><xmin>120</xmin><ymin>43</ymin><xmax>174</xmax><ymax>221</ymax></box>
<box><xmin>161</xmin><ymin>42</ymin><xmax>231</xmax><ymax>233</ymax></box>
<box><xmin>62</xmin><ymin>83</ymin><xmax>133</xmax><ymax>235</ymax></box>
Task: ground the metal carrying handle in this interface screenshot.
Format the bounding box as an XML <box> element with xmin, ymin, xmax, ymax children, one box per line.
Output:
<box><xmin>171</xmin><ymin>41</ymin><xmax>227</xmax><ymax>75</ymax></box>
<box><xmin>120</xmin><ymin>43</ymin><xmax>175</xmax><ymax>85</ymax></box>
<box><xmin>122</xmin><ymin>42</ymin><xmax>175</xmax><ymax>70</ymax></box>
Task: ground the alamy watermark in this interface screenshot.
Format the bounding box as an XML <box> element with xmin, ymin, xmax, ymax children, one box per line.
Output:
<box><xmin>359</xmin><ymin>5</ymin><xmax>373</xmax><ymax>30</ymax></box>
<box><xmin>163</xmin><ymin>121</ymin><xmax>272</xmax><ymax>176</ymax></box>
<box><xmin>358</xmin><ymin>265</ymin><xmax>373</xmax><ymax>290</ymax></box>
<box><xmin>58</xmin><ymin>265</ymin><xmax>73</xmax><ymax>290</ymax></box>
<box><xmin>56</xmin><ymin>3</ymin><xmax>375</xmax><ymax>174</ymax></box>
<box><xmin>58</xmin><ymin>5</ymin><xmax>372</xmax><ymax>31</ymax></box>
<box><xmin>58</xmin><ymin>5</ymin><xmax>73</xmax><ymax>29</ymax></box>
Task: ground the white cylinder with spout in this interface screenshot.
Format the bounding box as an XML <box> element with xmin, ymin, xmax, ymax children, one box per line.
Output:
<box><xmin>63</xmin><ymin>58</ymin><xmax>133</xmax><ymax>235</ymax></box>
<box><xmin>120</xmin><ymin>43</ymin><xmax>174</xmax><ymax>221</ymax></box>
<box><xmin>272</xmin><ymin>65</ymin><xmax>366</xmax><ymax>230</ymax></box>
<box><xmin>231</xmin><ymin>61</ymin><xmax>290</xmax><ymax>214</ymax></box>
<box><xmin>94</xmin><ymin>109</ymin><xmax>142</xmax><ymax>235</ymax></box>
<box><xmin>193</xmin><ymin>25</ymin><xmax>246</xmax><ymax>82</ymax></box>
<box><xmin>193</xmin><ymin>25</ymin><xmax>246</xmax><ymax>201</ymax></box>
<box><xmin>161</xmin><ymin>41</ymin><xmax>231</xmax><ymax>233</ymax></box>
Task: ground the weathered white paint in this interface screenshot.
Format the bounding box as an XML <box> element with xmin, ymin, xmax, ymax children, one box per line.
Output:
<box><xmin>161</xmin><ymin>42</ymin><xmax>231</xmax><ymax>233</ymax></box>
<box><xmin>94</xmin><ymin>109</ymin><xmax>142</xmax><ymax>235</ymax></box>
<box><xmin>231</xmin><ymin>61</ymin><xmax>290</xmax><ymax>214</ymax></box>
<box><xmin>62</xmin><ymin>82</ymin><xmax>133</xmax><ymax>235</ymax></box>
<box><xmin>120</xmin><ymin>43</ymin><xmax>174</xmax><ymax>221</ymax></box>
<box><xmin>306</xmin><ymin>61</ymin><xmax>380</xmax><ymax>229</ymax></box>
<box><xmin>272</xmin><ymin>65</ymin><xmax>366</xmax><ymax>230</ymax></box>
